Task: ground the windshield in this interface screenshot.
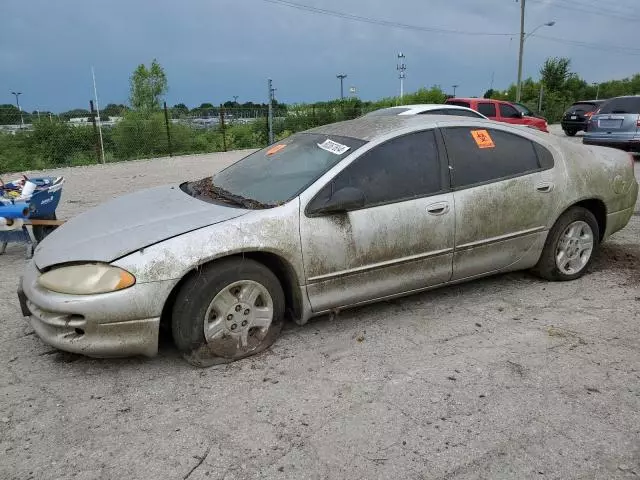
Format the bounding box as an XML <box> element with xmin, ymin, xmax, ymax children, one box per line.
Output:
<box><xmin>513</xmin><ymin>103</ymin><xmax>533</xmax><ymax>115</ymax></box>
<box><xmin>567</xmin><ymin>102</ymin><xmax>598</xmax><ymax>113</ymax></box>
<box><xmin>184</xmin><ymin>133</ymin><xmax>366</xmax><ymax>207</ymax></box>
<box><xmin>598</xmin><ymin>97</ymin><xmax>640</xmax><ymax>114</ymax></box>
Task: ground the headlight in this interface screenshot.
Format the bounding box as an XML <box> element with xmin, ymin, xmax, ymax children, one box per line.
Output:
<box><xmin>38</xmin><ymin>264</ymin><xmax>136</xmax><ymax>295</ymax></box>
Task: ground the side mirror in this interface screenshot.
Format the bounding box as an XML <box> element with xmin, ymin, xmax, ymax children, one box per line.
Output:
<box><xmin>309</xmin><ymin>187</ymin><xmax>366</xmax><ymax>215</ymax></box>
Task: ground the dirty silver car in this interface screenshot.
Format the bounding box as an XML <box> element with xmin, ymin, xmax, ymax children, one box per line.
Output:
<box><xmin>19</xmin><ymin>116</ymin><xmax>638</xmax><ymax>366</ymax></box>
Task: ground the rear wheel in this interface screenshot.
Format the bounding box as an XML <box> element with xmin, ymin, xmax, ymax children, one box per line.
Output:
<box><xmin>564</xmin><ymin>128</ymin><xmax>577</xmax><ymax>137</ymax></box>
<box><xmin>171</xmin><ymin>258</ymin><xmax>285</xmax><ymax>367</ymax></box>
<box><xmin>533</xmin><ymin>207</ymin><xmax>599</xmax><ymax>281</ymax></box>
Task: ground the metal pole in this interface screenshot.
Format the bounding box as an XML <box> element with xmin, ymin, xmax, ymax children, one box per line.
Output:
<box><xmin>91</xmin><ymin>67</ymin><xmax>105</xmax><ymax>164</ymax></box>
<box><xmin>163</xmin><ymin>101</ymin><xmax>173</xmax><ymax>157</ymax></box>
<box><xmin>516</xmin><ymin>0</ymin><xmax>526</xmax><ymax>102</ymax></box>
<box><xmin>397</xmin><ymin>53</ymin><xmax>406</xmax><ymax>104</ymax></box>
<box><xmin>11</xmin><ymin>91</ymin><xmax>24</xmax><ymax>128</ymax></box>
<box><xmin>594</xmin><ymin>83</ymin><xmax>600</xmax><ymax>100</ymax></box>
<box><xmin>219</xmin><ymin>104</ymin><xmax>227</xmax><ymax>152</ymax></box>
<box><xmin>538</xmin><ymin>84</ymin><xmax>544</xmax><ymax>112</ymax></box>
<box><xmin>452</xmin><ymin>85</ymin><xmax>459</xmax><ymax>97</ymax></box>
<box><xmin>268</xmin><ymin>79</ymin><xmax>274</xmax><ymax>144</ymax></box>
<box><xmin>337</xmin><ymin>74</ymin><xmax>347</xmax><ymax>100</ymax></box>
<box><xmin>89</xmin><ymin>100</ymin><xmax>100</xmax><ymax>163</ymax></box>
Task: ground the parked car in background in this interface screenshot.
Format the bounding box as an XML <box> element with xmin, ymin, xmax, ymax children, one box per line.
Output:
<box><xmin>445</xmin><ymin>98</ymin><xmax>549</xmax><ymax>132</ymax></box>
<box><xmin>364</xmin><ymin>104</ymin><xmax>488</xmax><ymax>119</ymax></box>
<box><xmin>19</xmin><ymin>115</ymin><xmax>637</xmax><ymax>366</ymax></box>
<box><xmin>583</xmin><ymin>96</ymin><xmax>640</xmax><ymax>152</ymax></box>
<box><xmin>561</xmin><ymin>100</ymin><xmax>604</xmax><ymax>136</ymax></box>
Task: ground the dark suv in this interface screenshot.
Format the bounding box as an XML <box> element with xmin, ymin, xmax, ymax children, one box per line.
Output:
<box><xmin>583</xmin><ymin>96</ymin><xmax>640</xmax><ymax>152</ymax></box>
<box><xmin>561</xmin><ymin>100</ymin><xmax>604</xmax><ymax>136</ymax></box>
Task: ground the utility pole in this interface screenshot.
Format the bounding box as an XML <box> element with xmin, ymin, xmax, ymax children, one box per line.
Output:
<box><xmin>593</xmin><ymin>82</ymin><xmax>600</xmax><ymax>100</ymax></box>
<box><xmin>516</xmin><ymin>0</ymin><xmax>526</xmax><ymax>102</ymax></box>
<box><xmin>10</xmin><ymin>91</ymin><xmax>24</xmax><ymax>128</ymax></box>
<box><xmin>233</xmin><ymin>95</ymin><xmax>239</xmax><ymax>104</ymax></box>
<box><xmin>267</xmin><ymin>78</ymin><xmax>274</xmax><ymax>144</ymax></box>
<box><xmin>397</xmin><ymin>52</ymin><xmax>407</xmax><ymax>103</ymax></box>
<box><xmin>336</xmin><ymin>74</ymin><xmax>347</xmax><ymax>100</ymax></box>
<box><xmin>452</xmin><ymin>84</ymin><xmax>459</xmax><ymax>97</ymax></box>
<box><xmin>538</xmin><ymin>83</ymin><xmax>544</xmax><ymax>112</ymax></box>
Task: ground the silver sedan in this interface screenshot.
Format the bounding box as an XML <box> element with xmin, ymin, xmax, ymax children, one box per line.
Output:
<box><xmin>19</xmin><ymin>115</ymin><xmax>638</xmax><ymax>366</ymax></box>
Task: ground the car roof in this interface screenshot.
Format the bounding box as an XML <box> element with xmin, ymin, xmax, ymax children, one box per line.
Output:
<box><xmin>572</xmin><ymin>99</ymin><xmax>604</xmax><ymax>104</ymax></box>
<box><xmin>448</xmin><ymin>97</ymin><xmax>512</xmax><ymax>104</ymax></box>
<box><xmin>305</xmin><ymin>114</ymin><xmax>529</xmax><ymax>141</ymax></box>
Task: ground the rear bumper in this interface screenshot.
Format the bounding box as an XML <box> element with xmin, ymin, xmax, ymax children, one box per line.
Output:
<box><xmin>561</xmin><ymin>120</ymin><xmax>587</xmax><ymax>131</ymax></box>
<box><xmin>583</xmin><ymin>135</ymin><xmax>640</xmax><ymax>152</ymax></box>
<box><xmin>604</xmin><ymin>204</ymin><xmax>637</xmax><ymax>240</ymax></box>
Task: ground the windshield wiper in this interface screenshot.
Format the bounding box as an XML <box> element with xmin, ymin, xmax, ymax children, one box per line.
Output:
<box><xmin>188</xmin><ymin>177</ymin><xmax>273</xmax><ymax>209</ymax></box>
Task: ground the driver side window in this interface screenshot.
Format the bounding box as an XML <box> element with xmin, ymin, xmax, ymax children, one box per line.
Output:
<box><xmin>309</xmin><ymin>130</ymin><xmax>443</xmax><ymax>211</ymax></box>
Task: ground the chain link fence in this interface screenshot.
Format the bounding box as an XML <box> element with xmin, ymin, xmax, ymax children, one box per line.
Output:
<box><xmin>0</xmin><ymin>101</ymin><xmax>375</xmax><ymax>174</ymax></box>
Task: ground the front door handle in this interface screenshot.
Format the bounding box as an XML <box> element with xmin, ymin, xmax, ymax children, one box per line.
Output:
<box><xmin>536</xmin><ymin>182</ymin><xmax>554</xmax><ymax>193</ymax></box>
<box><xmin>427</xmin><ymin>202</ymin><xmax>450</xmax><ymax>216</ymax></box>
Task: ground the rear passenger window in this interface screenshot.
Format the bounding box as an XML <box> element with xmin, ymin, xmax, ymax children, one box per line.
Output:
<box><xmin>477</xmin><ymin>103</ymin><xmax>497</xmax><ymax>117</ymax></box>
<box><xmin>533</xmin><ymin>143</ymin><xmax>554</xmax><ymax>169</ymax></box>
<box><xmin>442</xmin><ymin>127</ymin><xmax>545</xmax><ymax>188</ymax></box>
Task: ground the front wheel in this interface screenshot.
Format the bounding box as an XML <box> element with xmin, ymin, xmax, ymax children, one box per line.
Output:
<box><xmin>171</xmin><ymin>258</ymin><xmax>285</xmax><ymax>367</ymax></box>
<box><xmin>533</xmin><ymin>207</ymin><xmax>599</xmax><ymax>281</ymax></box>
<box><xmin>564</xmin><ymin>129</ymin><xmax>577</xmax><ymax>137</ymax></box>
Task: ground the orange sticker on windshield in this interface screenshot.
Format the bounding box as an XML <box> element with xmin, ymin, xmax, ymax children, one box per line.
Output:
<box><xmin>470</xmin><ymin>130</ymin><xmax>495</xmax><ymax>149</ymax></box>
<box><xmin>266</xmin><ymin>144</ymin><xmax>286</xmax><ymax>156</ymax></box>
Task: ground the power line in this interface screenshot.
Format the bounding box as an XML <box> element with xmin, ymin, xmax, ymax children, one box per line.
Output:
<box><xmin>258</xmin><ymin>0</ymin><xmax>640</xmax><ymax>57</ymax></box>
<box><xmin>556</xmin><ymin>0</ymin><xmax>639</xmax><ymax>16</ymax></box>
<box><xmin>534</xmin><ymin>34</ymin><xmax>640</xmax><ymax>56</ymax></box>
<box><xmin>528</xmin><ymin>0</ymin><xmax>640</xmax><ymax>22</ymax></box>
<box><xmin>259</xmin><ymin>0</ymin><xmax>515</xmax><ymax>36</ymax></box>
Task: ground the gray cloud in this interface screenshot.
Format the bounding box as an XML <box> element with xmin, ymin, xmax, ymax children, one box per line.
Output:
<box><xmin>0</xmin><ymin>0</ymin><xmax>638</xmax><ymax>111</ymax></box>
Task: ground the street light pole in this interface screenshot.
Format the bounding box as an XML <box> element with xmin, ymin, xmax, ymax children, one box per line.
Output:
<box><xmin>452</xmin><ymin>84</ymin><xmax>459</xmax><ymax>97</ymax></box>
<box><xmin>10</xmin><ymin>91</ymin><xmax>24</xmax><ymax>128</ymax></box>
<box><xmin>593</xmin><ymin>82</ymin><xmax>600</xmax><ymax>100</ymax></box>
<box><xmin>515</xmin><ymin>0</ymin><xmax>555</xmax><ymax>103</ymax></box>
<box><xmin>397</xmin><ymin>52</ymin><xmax>407</xmax><ymax>103</ymax></box>
<box><xmin>336</xmin><ymin>74</ymin><xmax>347</xmax><ymax>100</ymax></box>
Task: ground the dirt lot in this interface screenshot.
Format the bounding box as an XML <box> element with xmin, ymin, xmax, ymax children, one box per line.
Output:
<box><xmin>2</xmin><ymin>129</ymin><xmax>640</xmax><ymax>480</ymax></box>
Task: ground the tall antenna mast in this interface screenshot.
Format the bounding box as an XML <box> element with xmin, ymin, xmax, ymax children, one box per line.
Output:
<box><xmin>397</xmin><ymin>52</ymin><xmax>407</xmax><ymax>104</ymax></box>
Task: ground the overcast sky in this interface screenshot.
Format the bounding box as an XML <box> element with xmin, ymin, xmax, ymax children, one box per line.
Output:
<box><xmin>1</xmin><ymin>0</ymin><xmax>639</xmax><ymax>112</ymax></box>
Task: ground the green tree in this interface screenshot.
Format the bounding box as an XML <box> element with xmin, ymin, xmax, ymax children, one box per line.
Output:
<box><xmin>171</xmin><ymin>103</ymin><xmax>190</xmax><ymax>118</ymax></box>
<box><xmin>129</xmin><ymin>59</ymin><xmax>168</xmax><ymax>111</ymax></box>
<box><xmin>540</xmin><ymin>57</ymin><xmax>573</xmax><ymax>92</ymax></box>
<box><xmin>102</xmin><ymin>103</ymin><xmax>129</xmax><ymax>118</ymax></box>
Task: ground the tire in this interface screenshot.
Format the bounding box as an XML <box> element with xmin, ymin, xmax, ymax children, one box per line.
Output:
<box><xmin>32</xmin><ymin>213</ymin><xmax>58</xmax><ymax>243</ymax></box>
<box><xmin>171</xmin><ymin>258</ymin><xmax>285</xmax><ymax>367</ymax></box>
<box><xmin>564</xmin><ymin>129</ymin><xmax>577</xmax><ymax>137</ymax></box>
<box><xmin>533</xmin><ymin>207</ymin><xmax>599</xmax><ymax>281</ymax></box>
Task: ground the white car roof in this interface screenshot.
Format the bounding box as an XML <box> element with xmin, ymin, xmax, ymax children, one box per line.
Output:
<box><xmin>367</xmin><ymin>104</ymin><xmax>488</xmax><ymax>119</ymax></box>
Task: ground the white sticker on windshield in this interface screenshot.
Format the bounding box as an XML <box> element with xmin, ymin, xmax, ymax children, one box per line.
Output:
<box><xmin>317</xmin><ymin>138</ymin><xmax>351</xmax><ymax>155</ymax></box>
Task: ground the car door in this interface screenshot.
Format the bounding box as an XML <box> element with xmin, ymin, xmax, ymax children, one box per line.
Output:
<box><xmin>440</xmin><ymin>125</ymin><xmax>559</xmax><ymax>280</ymax></box>
<box><xmin>476</xmin><ymin>101</ymin><xmax>498</xmax><ymax>120</ymax></box>
<box><xmin>499</xmin><ymin>103</ymin><xmax>525</xmax><ymax>126</ymax></box>
<box><xmin>299</xmin><ymin>130</ymin><xmax>455</xmax><ymax>312</ymax></box>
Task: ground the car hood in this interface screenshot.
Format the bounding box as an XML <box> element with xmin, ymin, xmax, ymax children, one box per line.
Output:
<box><xmin>34</xmin><ymin>185</ymin><xmax>248</xmax><ymax>270</ymax></box>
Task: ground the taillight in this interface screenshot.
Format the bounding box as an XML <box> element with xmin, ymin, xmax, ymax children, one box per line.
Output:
<box><xmin>636</xmin><ymin>118</ymin><xmax>640</xmax><ymax>127</ymax></box>
<box><xmin>584</xmin><ymin>112</ymin><xmax>593</xmax><ymax>119</ymax></box>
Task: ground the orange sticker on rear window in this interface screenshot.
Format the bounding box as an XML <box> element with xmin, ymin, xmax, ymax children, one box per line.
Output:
<box><xmin>266</xmin><ymin>144</ymin><xmax>287</xmax><ymax>155</ymax></box>
<box><xmin>470</xmin><ymin>130</ymin><xmax>495</xmax><ymax>149</ymax></box>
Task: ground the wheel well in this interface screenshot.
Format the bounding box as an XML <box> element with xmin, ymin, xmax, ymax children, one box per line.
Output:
<box><xmin>572</xmin><ymin>199</ymin><xmax>606</xmax><ymax>241</ymax></box>
<box><xmin>159</xmin><ymin>252</ymin><xmax>303</xmax><ymax>332</ymax></box>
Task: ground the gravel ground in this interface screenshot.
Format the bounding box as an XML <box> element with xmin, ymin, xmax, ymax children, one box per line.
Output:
<box><xmin>1</xmin><ymin>128</ymin><xmax>640</xmax><ymax>480</ymax></box>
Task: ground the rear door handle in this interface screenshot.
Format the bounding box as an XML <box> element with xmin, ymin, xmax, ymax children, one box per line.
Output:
<box><xmin>535</xmin><ymin>182</ymin><xmax>554</xmax><ymax>193</ymax></box>
<box><xmin>426</xmin><ymin>202</ymin><xmax>450</xmax><ymax>216</ymax></box>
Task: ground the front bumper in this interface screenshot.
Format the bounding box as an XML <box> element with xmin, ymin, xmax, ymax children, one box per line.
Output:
<box><xmin>19</xmin><ymin>260</ymin><xmax>177</xmax><ymax>358</ymax></box>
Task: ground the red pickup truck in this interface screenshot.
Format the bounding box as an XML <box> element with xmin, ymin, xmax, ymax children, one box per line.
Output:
<box><xmin>445</xmin><ymin>98</ymin><xmax>549</xmax><ymax>132</ymax></box>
